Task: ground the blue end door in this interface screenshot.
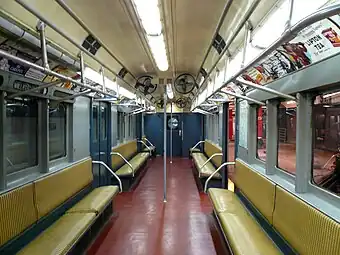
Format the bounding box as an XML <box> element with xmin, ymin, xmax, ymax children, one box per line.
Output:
<box><xmin>90</xmin><ymin>101</ymin><xmax>111</xmax><ymax>186</ymax></box>
<box><xmin>144</xmin><ymin>113</ymin><xmax>203</xmax><ymax>158</ymax></box>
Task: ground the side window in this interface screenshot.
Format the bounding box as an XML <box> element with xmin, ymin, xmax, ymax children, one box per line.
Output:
<box><xmin>100</xmin><ymin>105</ymin><xmax>107</xmax><ymax>140</ymax></box>
<box><xmin>6</xmin><ymin>98</ymin><xmax>38</xmax><ymax>174</ymax></box>
<box><xmin>49</xmin><ymin>102</ymin><xmax>67</xmax><ymax>161</ymax></box>
<box><xmin>93</xmin><ymin>105</ymin><xmax>98</xmax><ymax>142</ymax></box>
<box><xmin>312</xmin><ymin>94</ymin><xmax>340</xmax><ymax>196</ymax></box>
<box><xmin>257</xmin><ymin>106</ymin><xmax>267</xmax><ymax>161</ymax></box>
<box><xmin>277</xmin><ymin>101</ymin><xmax>297</xmax><ymax>174</ymax></box>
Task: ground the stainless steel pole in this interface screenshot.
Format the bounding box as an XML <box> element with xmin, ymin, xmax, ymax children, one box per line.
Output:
<box><xmin>170</xmin><ymin>102</ymin><xmax>173</xmax><ymax>164</ymax></box>
<box><xmin>286</xmin><ymin>0</ymin><xmax>295</xmax><ymax>30</ymax></box>
<box><xmin>79</xmin><ymin>51</ymin><xmax>85</xmax><ymax>84</ymax></box>
<box><xmin>163</xmin><ymin>88</ymin><xmax>167</xmax><ymax>202</ymax></box>
<box><xmin>37</xmin><ymin>21</ymin><xmax>49</xmax><ymax>69</ymax></box>
<box><xmin>100</xmin><ymin>66</ymin><xmax>106</xmax><ymax>92</ymax></box>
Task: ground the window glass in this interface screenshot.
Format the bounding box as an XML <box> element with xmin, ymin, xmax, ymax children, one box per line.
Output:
<box><xmin>93</xmin><ymin>106</ymin><xmax>98</xmax><ymax>142</ymax></box>
<box><xmin>257</xmin><ymin>106</ymin><xmax>267</xmax><ymax>161</ymax></box>
<box><xmin>49</xmin><ymin>103</ymin><xmax>67</xmax><ymax>160</ymax></box>
<box><xmin>100</xmin><ymin>105</ymin><xmax>107</xmax><ymax>140</ymax></box>
<box><xmin>6</xmin><ymin>98</ymin><xmax>38</xmax><ymax>174</ymax></box>
<box><xmin>277</xmin><ymin>101</ymin><xmax>297</xmax><ymax>174</ymax></box>
<box><xmin>312</xmin><ymin>93</ymin><xmax>340</xmax><ymax>195</ymax></box>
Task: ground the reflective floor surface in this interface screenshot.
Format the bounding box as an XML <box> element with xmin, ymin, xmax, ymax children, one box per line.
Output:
<box><xmin>87</xmin><ymin>157</ymin><xmax>229</xmax><ymax>255</ymax></box>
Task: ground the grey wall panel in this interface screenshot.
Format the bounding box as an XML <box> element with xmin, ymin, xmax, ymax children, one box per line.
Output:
<box><xmin>73</xmin><ymin>96</ymin><xmax>90</xmax><ymax>161</ymax></box>
<box><xmin>247</xmin><ymin>53</ymin><xmax>340</xmax><ymax>101</ymax></box>
<box><xmin>111</xmin><ymin>105</ymin><xmax>118</xmax><ymax>147</ymax></box>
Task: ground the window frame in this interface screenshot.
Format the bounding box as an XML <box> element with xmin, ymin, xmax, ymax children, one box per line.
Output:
<box><xmin>239</xmin><ymin>93</ymin><xmax>340</xmax><ymax>222</ymax></box>
<box><xmin>49</xmin><ymin>102</ymin><xmax>71</xmax><ymax>169</ymax></box>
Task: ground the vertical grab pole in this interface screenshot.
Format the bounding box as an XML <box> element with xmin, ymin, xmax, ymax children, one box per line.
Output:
<box><xmin>170</xmin><ymin>102</ymin><xmax>173</xmax><ymax>163</ymax></box>
<box><xmin>163</xmin><ymin>88</ymin><xmax>167</xmax><ymax>202</ymax></box>
<box><xmin>100</xmin><ymin>66</ymin><xmax>106</xmax><ymax>92</ymax></box>
<box><xmin>286</xmin><ymin>0</ymin><xmax>294</xmax><ymax>30</ymax></box>
<box><xmin>37</xmin><ymin>21</ymin><xmax>49</xmax><ymax>69</ymax></box>
<box><xmin>222</xmin><ymin>102</ymin><xmax>229</xmax><ymax>189</ymax></box>
<box><xmin>79</xmin><ymin>51</ymin><xmax>85</xmax><ymax>84</ymax></box>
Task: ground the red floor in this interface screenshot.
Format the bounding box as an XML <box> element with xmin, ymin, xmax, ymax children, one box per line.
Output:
<box><xmin>87</xmin><ymin>158</ymin><xmax>228</xmax><ymax>255</ymax></box>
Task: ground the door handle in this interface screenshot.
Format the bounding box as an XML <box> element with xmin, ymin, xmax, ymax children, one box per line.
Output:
<box><xmin>179</xmin><ymin>130</ymin><xmax>182</xmax><ymax>136</ymax></box>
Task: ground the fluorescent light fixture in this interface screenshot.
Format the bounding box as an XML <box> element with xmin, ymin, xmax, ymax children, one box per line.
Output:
<box><xmin>132</xmin><ymin>0</ymin><xmax>169</xmax><ymax>71</ymax></box>
<box><xmin>166</xmin><ymin>83</ymin><xmax>174</xmax><ymax>99</ymax></box>
<box><xmin>323</xmin><ymin>91</ymin><xmax>340</xmax><ymax>98</ymax></box>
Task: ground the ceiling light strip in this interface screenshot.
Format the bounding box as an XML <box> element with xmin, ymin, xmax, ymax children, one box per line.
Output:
<box><xmin>132</xmin><ymin>0</ymin><xmax>169</xmax><ymax>71</ymax></box>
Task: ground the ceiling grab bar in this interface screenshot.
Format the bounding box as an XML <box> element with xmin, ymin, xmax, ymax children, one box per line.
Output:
<box><xmin>199</xmin><ymin>153</ymin><xmax>223</xmax><ymax>178</ymax></box>
<box><xmin>137</xmin><ymin>140</ymin><xmax>152</xmax><ymax>155</ymax></box>
<box><xmin>92</xmin><ymin>160</ymin><xmax>123</xmax><ymax>193</ymax></box>
<box><xmin>204</xmin><ymin>162</ymin><xmax>236</xmax><ymax>193</ymax></box>
<box><xmin>110</xmin><ymin>152</ymin><xmax>135</xmax><ymax>177</ymax></box>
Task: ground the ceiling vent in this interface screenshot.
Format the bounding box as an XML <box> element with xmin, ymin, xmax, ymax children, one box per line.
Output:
<box><xmin>82</xmin><ymin>34</ymin><xmax>101</xmax><ymax>55</ymax></box>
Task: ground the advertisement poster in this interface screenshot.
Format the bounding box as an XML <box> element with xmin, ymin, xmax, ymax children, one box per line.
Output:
<box><xmin>0</xmin><ymin>41</ymin><xmax>47</xmax><ymax>81</ymax></box>
<box><xmin>242</xmin><ymin>15</ymin><xmax>340</xmax><ymax>86</ymax></box>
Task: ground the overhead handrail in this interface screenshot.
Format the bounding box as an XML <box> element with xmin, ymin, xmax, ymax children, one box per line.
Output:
<box><xmin>204</xmin><ymin>161</ymin><xmax>236</xmax><ymax>193</ymax></box>
<box><xmin>137</xmin><ymin>140</ymin><xmax>152</xmax><ymax>154</ymax></box>
<box><xmin>236</xmin><ymin>78</ymin><xmax>297</xmax><ymax>101</ymax></box>
<box><xmin>92</xmin><ymin>160</ymin><xmax>123</xmax><ymax>193</ymax></box>
<box><xmin>194</xmin><ymin>3</ymin><xmax>340</xmax><ymax>110</ymax></box>
<box><xmin>6</xmin><ymin>80</ymin><xmax>62</xmax><ymax>99</ymax></box>
<box><xmin>110</xmin><ymin>151</ymin><xmax>135</xmax><ymax>177</ymax></box>
<box><xmin>55</xmin><ymin>0</ymin><xmax>136</xmax><ymax>80</ymax></box>
<box><xmin>0</xmin><ymin>49</ymin><xmax>114</xmax><ymax>98</ymax></box>
<box><xmin>191</xmin><ymin>140</ymin><xmax>205</xmax><ymax>151</ymax></box>
<box><xmin>219</xmin><ymin>90</ymin><xmax>265</xmax><ymax>106</ymax></box>
<box><xmin>195</xmin><ymin>0</ymin><xmax>234</xmax><ymax>80</ymax></box>
<box><xmin>143</xmin><ymin>137</ymin><xmax>154</xmax><ymax>147</ymax></box>
<box><xmin>14</xmin><ymin>0</ymin><xmax>152</xmax><ymax>105</ymax></box>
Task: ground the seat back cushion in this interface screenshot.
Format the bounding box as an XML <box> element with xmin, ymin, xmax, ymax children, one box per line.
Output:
<box><xmin>34</xmin><ymin>158</ymin><xmax>93</xmax><ymax>219</ymax></box>
<box><xmin>204</xmin><ymin>140</ymin><xmax>222</xmax><ymax>167</ymax></box>
<box><xmin>0</xmin><ymin>183</ymin><xmax>37</xmax><ymax>246</ymax></box>
<box><xmin>273</xmin><ymin>186</ymin><xmax>340</xmax><ymax>255</ymax></box>
<box><xmin>234</xmin><ymin>160</ymin><xmax>276</xmax><ymax>224</ymax></box>
<box><xmin>111</xmin><ymin>140</ymin><xmax>137</xmax><ymax>169</ymax></box>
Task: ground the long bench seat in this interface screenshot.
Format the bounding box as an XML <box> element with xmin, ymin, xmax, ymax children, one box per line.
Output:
<box><xmin>115</xmin><ymin>152</ymin><xmax>149</xmax><ymax>176</ymax></box>
<box><xmin>209</xmin><ymin>159</ymin><xmax>340</xmax><ymax>255</ymax></box>
<box><xmin>0</xmin><ymin>158</ymin><xmax>119</xmax><ymax>254</ymax></box>
<box><xmin>190</xmin><ymin>140</ymin><xmax>224</xmax><ymax>190</ymax></box>
<box><xmin>112</xmin><ymin>140</ymin><xmax>151</xmax><ymax>191</ymax></box>
<box><xmin>209</xmin><ymin>188</ymin><xmax>280</xmax><ymax>254</ymax></box>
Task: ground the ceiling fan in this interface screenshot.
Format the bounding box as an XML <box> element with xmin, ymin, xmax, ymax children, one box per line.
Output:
<box><xmin>174</xmin><ymin>73</ymin><xmax>197</xmax><ymax>94</ymax></box>
<box><xmin>135</xmin><ymin>75</ymin><xmax>158</xmax><ymax>96</ymax></box>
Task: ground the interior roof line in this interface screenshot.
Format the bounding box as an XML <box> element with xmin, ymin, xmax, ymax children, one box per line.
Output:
<box><xmin>119</xmin><ymin>0</ymin><xmax>158</xmax><ymax>75</ymax></box>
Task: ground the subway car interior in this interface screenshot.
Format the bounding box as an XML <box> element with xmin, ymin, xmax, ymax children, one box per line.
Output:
<box><xmin>0</xmin><ymin>0</ymin><xmax>340</xmax><ymax>254</ymax></box>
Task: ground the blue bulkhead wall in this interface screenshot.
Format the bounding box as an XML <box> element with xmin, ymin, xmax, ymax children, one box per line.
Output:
<box><xmin>144</xmin><ymin>113</ymin><xmax>203</xmax><ymax>157</ymax></box>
